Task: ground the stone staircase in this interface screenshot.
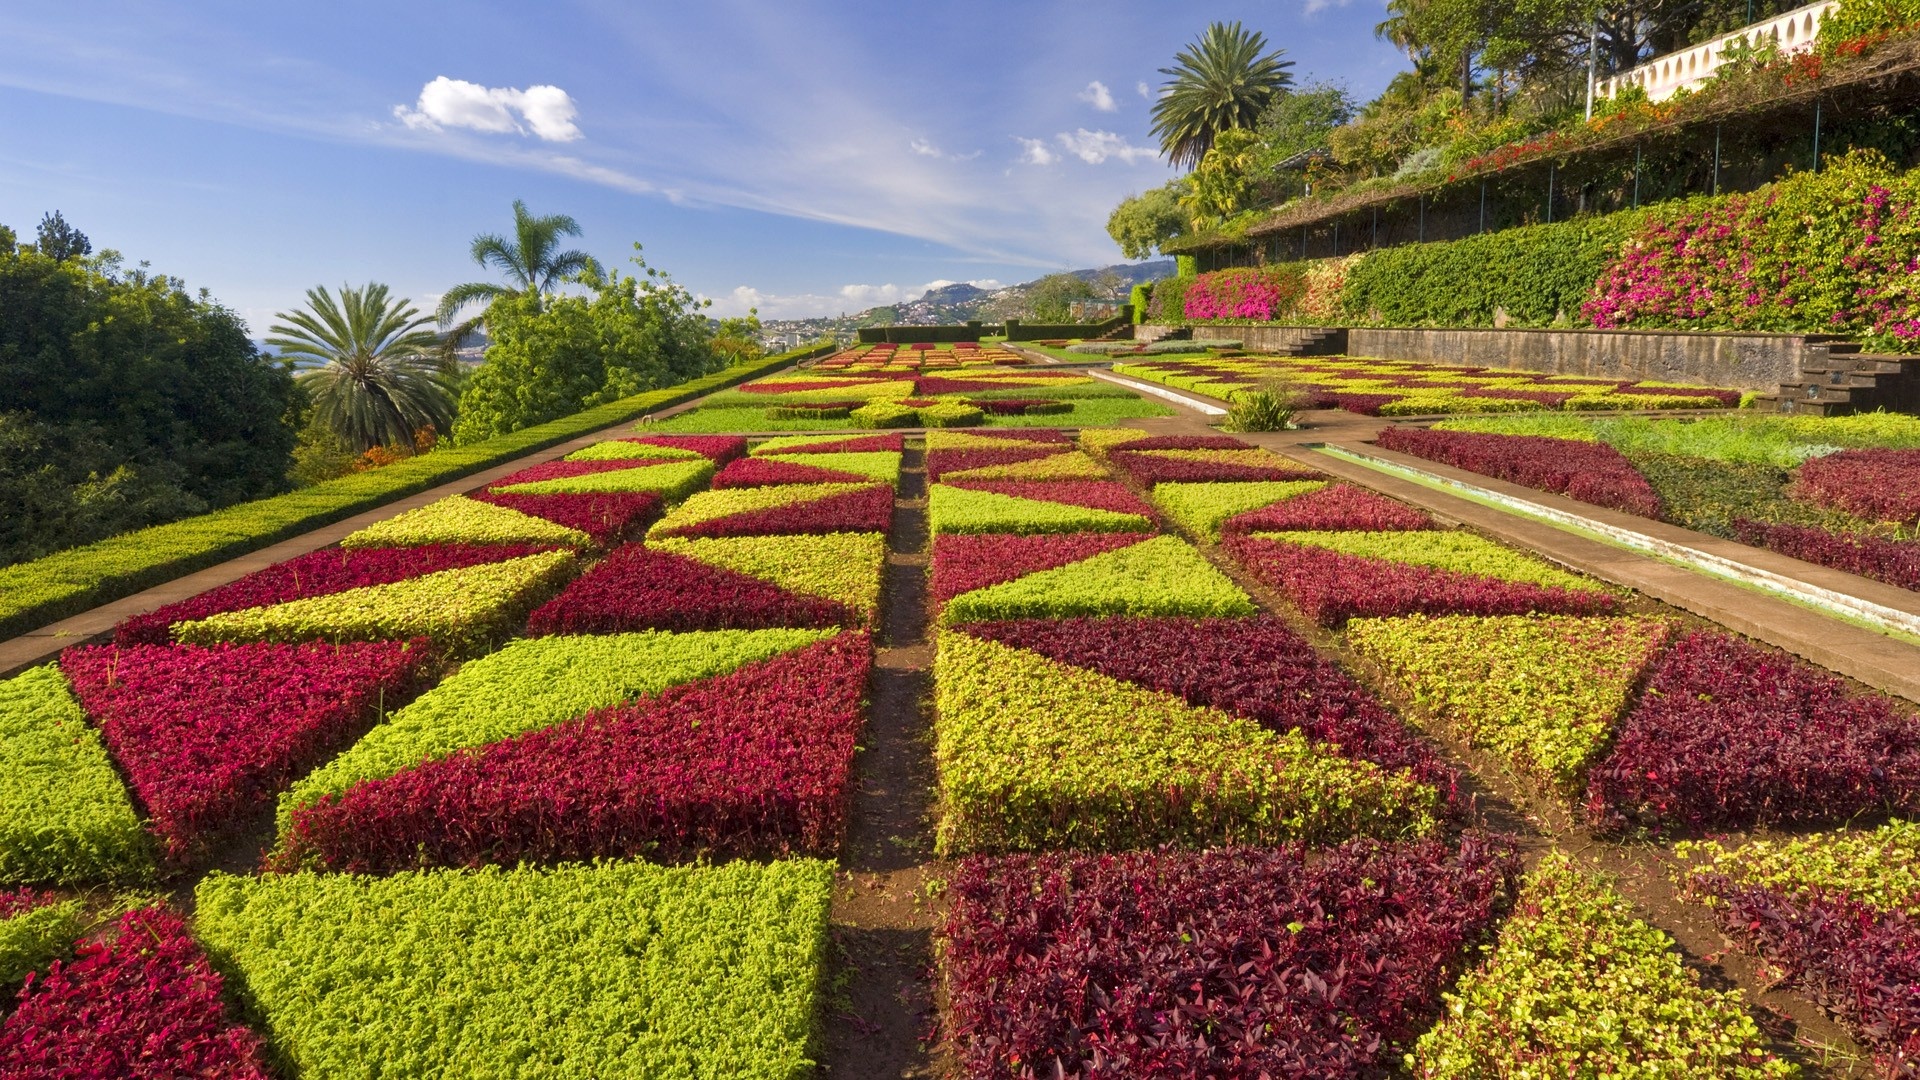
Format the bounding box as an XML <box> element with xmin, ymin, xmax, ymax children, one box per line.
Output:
<box><xmin>1773</xmin><ymin>340</ymin><xmax>1920</xmax><ymax>416</ymax></box>
<box><xmin>1266</xmin><ymin>327</ymin><xmax>1349</xmax><ymax>357</ymax></box>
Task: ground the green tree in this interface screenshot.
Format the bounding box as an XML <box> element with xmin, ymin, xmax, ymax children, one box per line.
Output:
<box><xmin>269</xmin><ymin>283</ymin><xmax>456</xmax><ymax>453</ymax></box>
<box><xmin>1181</xmin><ymin>127</ymin><xmax>1265</xmax><ymax>225</ymax></box>
<box><xmin>1021</xmin><ymin>273</ymin><xmax>1100</xmax><ymax>322</ymax></box>
<box><xmin>1151</xmin><ymin>21</ymin><xmax>1296</xmax><ymax>170</ymax></box>
<box><xmin>1107</xmin><ymin>182</ymin><xmax>1190</xmax><ymax>259</ymax></box>
<box><xmin>434</xmin><ymin>199</ymin><xmax>601</xmax><ymax>350</ymax></box>
<box><xmin>711</xmin><ymin>309</ymin><xmax>765</xmax><ymax>367</ymax></box>
<box><xmin>452</xmin><ymin>248</ymin><xmax>722</xmax><ymax>443</ymax></box>
<box><xmin>34</xmin><ymin>212</ymin><xmax>90</xmax><ymax>261</ymax></box>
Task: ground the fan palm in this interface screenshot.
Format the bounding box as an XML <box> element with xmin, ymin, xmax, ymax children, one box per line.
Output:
<box><xmin>1151</xmin><ymin>22</ymin><xmax>1296</xmax><ymax>171</ymax></box>
<box><xmin>270</xmin><ymin>283</ymin><xmax>456</xmax><ymax>452</ymax></box>
<box><xmin>434</xmin><ymin>199</ymin><xmax>599</xmax><ymax>351</ymax></box>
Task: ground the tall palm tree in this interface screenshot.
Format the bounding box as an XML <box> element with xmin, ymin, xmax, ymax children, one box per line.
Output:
<box><xmin>270</xmin><ymin>283</ymin><xmax>457</xmax><ymax>452</ymax></box>
<box><xmin>1151</xmin><ymin>22</ymin><xmax>1296</xmax><ymax>171</ymax></box>
<box><xmin>434</xmin><ymin>199</ymin><xmax>600</xmax><ymax>350</ymax></box>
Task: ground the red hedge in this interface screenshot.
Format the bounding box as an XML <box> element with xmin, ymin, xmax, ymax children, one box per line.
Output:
<box><xmin>941</xmin><ymin>834</ymin><xmax>1520</xmax><ymax>1079</ymax></box>
<box><xmin>275</xmin><ymin>634</ymin><xmax>871</xmax><ymax>873</ymax></box>
<box><xmin>1223</xmin><ymin>535</ymin><xmax>1623</xmax><ymax>627</ymax></box>
<box><xmin>942</xmin><ymin>479</ymin><xmax>1155</xmax><ymax>516</ymax></box>
<box><xmin>1792</xmin><ymin>448</ymin><xmax>1920</xmax><ymax>525</ymax></box>
<box><xmin>0</xmin><ymin>907</ymin><xmax>270</xmax><ymax>1078</ymax></box>
<box><xmin>526</xmin><ymin>544</ymin><xmax>857</xmax><ymax>634</ymax></box>
<box><xmin>1223</xmin><ymin>483</ymin><xmax>1432</xmax><ymax>533</ymax></box>
<box><xmin>628</xmin><ymin>434</ymin><xmax>746</xmax><ymax>463</ymax></box>
<box><xmin>469</xmin><ymin>491</ymin><xmax>662</xmax><ymax>544</ymax></box>
<box><xmin>1108</xmin><ymin>450</ymin><xmax>1324</xmax><ymax>486</ymax></box>
<box><xmin>1735</xmin><ymin>519</ymin><xmax>1920</xmax><ymax>592</ymax></box>
<box><xmin>930</xmin><ymin>532</ymin><xmax>1152</xmax><ymax>604</ymax></box>
<box><xmin>114</xmin><ymin>544</ymin><xmax>551</xmax><ymax>646</ymax></box>
<box><xmin>651</xmin><ymin>484</ymin><xmax>894</xmax><ymax>538</ymax></box>
<box><xmin>61</xmin><ymin>640</ymin><xmax>435</xmax><ymax>860</ymax></box>
<box><xmin>1114</xmin><ymin>434</ymin><xmax>1257</xmax><ymax>451</ymax></box>
<box><xmin>1584</xmin><ymin>630</ymin><xmax>1920</xmax><ymax>836</ymax></box>
<box><xmin>712</xmin><ymin>457</ymin><xmax>868</xmax><ymax>488</ymax></box>
<box><xmin>959</xmin><ymin>617</ymin><xmax>1460</xmax><ymax>802</ymax></box>
<box><xmin>1375</xmin><ymin>427</ymin><xmax>1664</xmax><ymax>519</ymax></box>
<box><xmin>758</xmin><ymin>433</ymin><xmax>904</xmax><ymax>454</ymax></box>
<box><xmin>482</xmin><ymin>458</ymin><xmax>652</xmax><ymax>488</ymax></box>
<box><xmin>925</xmin><ymin>447</ymin><xmax>1062</xmax><ymax>480</ymax></box>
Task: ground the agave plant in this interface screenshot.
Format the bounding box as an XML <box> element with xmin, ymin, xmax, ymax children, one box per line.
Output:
<box><xmin>270</xmin><ymin>283</ymin><xmax>456</xmax><ymax>452</ymax></box>
<box><xmin>1152</xmin><ymin>21</ymin><xmax>1295</xmax><ymax>171</ymax></box>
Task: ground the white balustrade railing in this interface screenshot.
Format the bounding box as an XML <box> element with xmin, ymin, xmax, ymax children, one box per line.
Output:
<box><xmin>1595</xmin><ymin>0</ymin><xmax>1838</xmax><ymax>102</ymax></box>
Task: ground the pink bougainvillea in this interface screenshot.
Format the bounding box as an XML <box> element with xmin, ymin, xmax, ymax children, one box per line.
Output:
<box><xmin>275</xmin><ymin>633</ymin><xmax>871</xmax><ymax>873</ymax></box>
<box><xmin>526</xmin><ymin>544</ymin><xmax>858</xmax><ymax>634</ymax></box>
<box><xmin>1181</xmin><ymin>266</ymin><xmax>1309</xmax><ymax>322</ymax></box>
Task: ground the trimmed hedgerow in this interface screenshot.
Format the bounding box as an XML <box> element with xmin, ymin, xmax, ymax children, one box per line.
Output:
<box><xmin>924</xmin><ymin>446</ymin><xmax>1060</xmax><ymax>481</ymax></box>
<box><xmin>526</xmin><ymin>545</ymin><xmax>857</xmax><ymax>634</ymax></box>
<box><xmin>933</xmin><ymin>631</ymin><xmax>1438</xmax><ymax>855</ymax></box>
<box><xmin>942</xmin><ymin>479</ymin><xmax>1154</xmax><ymax>516</ymax></box>
<box><xmin>1152</xmin><ymin>480</ymin><xmax>1328</xmax><ymax>540</ymax></box>
<box><xmin>1253</xmin><ymin>529</ymin><xmax>1609</xmax><ymax>592</ymax></box>
<box><xmin>941</xmin><ymin>534</ymin><xmax>1257</xmax><ymax>624</ymax></box>
<box><xmin>194</xmin><ymin>859</ymin><xmax>834</xmax><ymax>1080</ymax></box>
<box><xmin>713</xmin><ymin>457</ymin><xmax>868</xmax><ymax>488</ymax></box>
<box><xmin>926</xmin><ymin>429</ymin><xmax>1071</xmax><ymax>450</ymax></box>
<box><xmin>115</xmin><ymin>543</ymin><xmax>554</xmax><ymax>646</ymax></box>
<box><xmin>0</xmin><ymin>906</ymin><xmax>272</xmax><ymax>1078</ymax></box>
<box><xmin>1375</xmin><ymin>427</ymin><xmax>1664</xmax><ymax>518</ymax></box>
<box><xmin>751</xmin><ymin>433</ymin><xmax>904</xmax><ymax>455</ymax></box>
<box><xmin>919</xmin><ymin>401</ymin><xmax>985</xmax><ymax>427</ymax></box>
<box><xmin>1585</xmin><ymin>629</ymin><xmax>1920</xmax><ymax>837</ymax></box>
<box><xmin>939</xmin><ymin>450</ymin><xmax>1109</xmax><ymax>482</ymax></box>
<box><xmin>489</xmin><ymin>458</ymin><xmax>716</xmax><ymax>500</ymax></box>
<box><xmin>1109</xmin><ymin>447</ymin><xmax>1324</xmax><ymax>485</ymax></box>
<box><xmin>1407</xmin><ymin>853</ymin><xmax>1791</xmax><ymax>1079</ymax></box>
<box><xmin>765</xmin><ymin>404</ymin><xmax>854</xmax><ymax>420</ymax></box>
<box><xmin>1791</xmin><ymin>448</ymin><xmax>1920</xmax><ymax>525</ymax></box>
<box><xmin>569</xmin><ymin>434</ymin><xmax>745</xmax><ymax>463</ymax></box>
<box><xmin>563</xmin><ymin>440</ymin><xmax>701</xmax><ymax>463</ymax></box>
<box><xmin>653</xmin><ymin>533</ymin><xmax>884</xmax><ymax>623</ymax></box>
<box><xmin>275</xmin><ymin>634</ymin><xmax>870</xmax><ymax>873</ymax></box>
<box><xmin>927</xmin><ymin>485</ymin><xmax>1152</xmax><ymax>535</ymax></box>
<box><xmin>467</xmin><ymin>490</ymin><xmax>662</xmax><ymax>545</ymax></box>
<box><xmin>482</xmin><ymin>458</ymin><xmax>643</xmax><ymax>488</ymax></box>
<box><xmin>929</xmin><ymin>532</ymin><xmax>1154</xmax><ymax>605</ymax></box>
<box><xmin>1348</xmin><ymin>614</ymin><xmax>1673</xmax><ymax>791</ymax></box>
<box><xmin>60</xmin><ymin>641</ymin><xmax>434</xmax><ymax>863</ymax></box>
<box><xmin>0</xmin><ymin>665</ymin><xmax>153</xmax><ymax>884</ymax></box>
<box><xmin>172</xmin><ymin>550</ymin><xmax>578</xmax><ymax>655</ymax></box>
<box><xmin>849</xmin><ymin>401</ymin><xmax>919</xmax><ymax>428</ymax></box>
<box><xmin>962</xmin><ymin>616</ymin><xmax>1460</xmax><ymax>800</ymax></box>
<box><xmin>280</xmin><ymin>628</ymin><xmax>829</xmax><ymax>826</ymax></box>
<box><xmin>1222</xmin><ymin>482</ymin><xmax>1432</xmax><ymax>533</ymax></box>
<box><xmin>649</xmin><ymin>483</ymin><xmax>890</xmax><ymax>539</ymax></box>
<box><xmin>760</xmin><ymin>451</ymin><xmax>902</xmax><ymax>485</ymax></box>
<box><xmin>339</xmin><ymin>494</ymin><xmax>593</xmax><ymax>549</ymax></box>
<box><xmin>1736</xmin><ymin>520</ymin><xmax>1920</xmax><ymax>592</ymax></box>
<box><xmin>0</xmin><ymin>891</ymin><xmax>85</xmax><ymax>988</ymax></box>
<box><xmin>941</xmin><ymin>835</ymin><xmax>1520</xmax><ymax>1078</ymax></box>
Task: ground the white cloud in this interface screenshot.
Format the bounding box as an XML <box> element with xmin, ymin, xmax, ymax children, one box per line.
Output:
<box><xmin>1077</xmin><ymin>80</ymin><xmax>1116</xmax><ymax>111</ymax></box>
<box><xmin>1136</xmin><ymin>80</ymin><xmax>1152</xmax><ymax>100</ymax></box>
<box><xmin>1055</xmin><ymin>129</ymin><xmax>1158</xmax><ymax>165</ymax></box>
<box><xmin>393</xmin><ymin>76</ymin><xmax>582</xmax><ymax>142</ymax></box>
<box><xmin>709</xmin><ymin>278</ymin><xmax>1008</xmax><ymax>319</ymax></box>
<box><xmin>1304</xmin><ymin>0</ymin><xmax>1352</xmax><ymax>13</ymax></box>
<box><xmin>910</xmin><ymin>137</ymin><xmax>981</xmax><ymax>161</ymax></box>
<box><xmin>1014</xmin><ymin>136</ymin><xmax>1058</xmax><ymax>166</ymax></box>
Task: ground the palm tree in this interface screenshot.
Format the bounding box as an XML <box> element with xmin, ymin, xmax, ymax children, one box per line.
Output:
<box><xmin>270</xmin><ymin>284</ymin><xmax>457</xmax><ymax>452</ymax></box>
<box><xmin>434</xmin><ymin>199</ymin><xmax>600</xmax><ymax>350</ymax></box>
<box><xmin>1151</xmin><ymin>22</ymin><xmax>1296</xmax><ymax>171</ymax></box>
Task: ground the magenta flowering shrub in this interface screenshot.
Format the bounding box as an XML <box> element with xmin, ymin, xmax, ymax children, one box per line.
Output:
<box><xmin>526</xmin><ymin>545</ymin><xmax>856</xmax><ymax>634</ymax></box>
<box><xmin>1223</xmin><ymin>483</ymin><xmax>1433</xmax><ymax>533</ymax></box>
<box><xmin>629</xmin><ymin>434</ymin><xmax>747</xmax><ymax>462</ymax></box>
<box><xmin>1224</xmin><ymin>536</ymin><xmax>1623</xmax><ymax>627</ymax></box>
<box><xmin>1585</xmin><ymin>630</ymin><xmax>1920</xmax><ymax>836</ymax></box>
<box><xmin>941</xmin><ymin>834</ymin><xmax>1520</xmax><ymax>1079</ymax></box>
<box><xmin>929</xmin><ymin>532</ymin><xmax>1152</xmax><ymax>604</ymax></box>
<box><xmin>469</xmin><ymin>491</ymin><xmax>663</xmax><ymax>544</ymax></box>
<box><xmin>925</xmin><ymin>447</ymin><xmax>1061</xmax><ymax>480</ymax></box>
<box><xmin>0</xmin><ymin>907</ymin><xmax>270</xmax><ymax>1078</ymax></box>
<box><xmin>1792</xmin><ymin>448</ymin><xmax>1920</xmax><ymax>525</ymax></box>
<box><xmin>960</xmin><ymin>617</ymin><xmax>1460</xmax><ymax>801</ymax></box>
<box><xmin>1109</xmin><ymin>450</ymin><xmax>1324</xmax><ymax>486</ymax></box>
<box><xmin>1735</xmin><ymin>519</ymin><xmax>1920</xmax><ymax>592</ymax></box>
<box><xmin>942</xmin><ymin>479</ymin><xmax>1156</xmax><ymax>516</ymax></box>
<box><xmin>60</xmin><ymin>640</ymin><xmax>434</xmax><ymax>860</ymax></box>
<box><xmin>115</xmin><ymin>544</ymin><xmax>549</xmax><ymax>645</ymax></box>
<box><xmin>276</xmin><ymin>633</ymin><xmax>871</xmax><ymax>872</ymax></box>
<box><xmin>712</xmin><ymin>457</ymin><xmax>868</xmax><ymax>488</ymax></box>
<box><xmin>1181</xmin><ymin>266</ymin><xmax>1308</xmax><ymax>322</ymax></box>
<box><xmin>652</xmin><ymin>484</ymin><xmax>894</xmax><ymax>538</ymax></box>
<box><xmin>1376</xmin><ymin>427</ymin><xmax>1664</xmax><ymax>518</ymax></box>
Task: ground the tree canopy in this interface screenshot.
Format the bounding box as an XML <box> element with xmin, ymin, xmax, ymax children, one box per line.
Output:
<box><xmin>1151</xmin><ymin>22</ymin><xmax>1296</xmax><ymax>170</ymax></box>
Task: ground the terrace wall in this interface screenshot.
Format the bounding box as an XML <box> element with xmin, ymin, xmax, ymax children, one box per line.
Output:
<box><xmin>1137</xmin><ymin>324</ymin><xmax>1810</xmax><ymax>389</ymax></box>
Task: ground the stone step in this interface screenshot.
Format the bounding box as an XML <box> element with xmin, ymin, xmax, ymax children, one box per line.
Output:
<box><xmin>1775</xmin><ymin>395</ymin><xmax>1855</xmax><ymax>416</ymax></box>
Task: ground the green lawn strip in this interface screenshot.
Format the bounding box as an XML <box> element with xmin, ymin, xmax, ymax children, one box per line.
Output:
<box><xmin>1252</xmin><ymin>529</ymin><xmax>1619</xmax><ymax>594</ymax></box>
<box><xmin>932</xmin><ymin>632</ymin><xmax>1437</xmax><ymax>855</ymax></box>
<box><xmin>0</xmin><ymin>897</ymin><xmax>88</xmax><ymax>986</ymax></box>
<box><xmin>195</xmin><ymin>859</ymin><xmax>834</xmax><ymax>1080</ymax></box>
<box><xmin>489</xmin><ymin>458</ymin><xmax>715</xmax><ymax>499</ymax></box>
<box><xmin>652</xmin><ymin>534</ymin><xmax>886</xmax><ymax>620</ymax></box>
<box><xmin>941</xmin><ymin>535</ymin><xmax>1257</xmax><ymax>623</ymax></box>
<box><xmin>562</xmin><ymin>441</ymin><xmax>705</xmax><ymax>463</ymax></box>
<box><xmin>1152</xmin><ymin>480</ymin><xmax>1328</xmax><ymax>540</ymax></box>
<box><xmin>339</xmin><ymin>495</ymin><xmax>591</xmax><ymax>549</ymax></box>
<box><xmin>927</xmin><ymin>486</ymin><xmax>1151</xmax><ymax>536</ymax></box>
<box><xmin>279</xmin><ymin>627</ymin><xmax>830</xmax><ymax>829</ymax></box>
<box><xmin>0</xmin><ymin>345</ymin><xmax>828</xmax><ymax>640</ymax></box>
<box><xmin>1347</xmin><ymin>614</ymin><xmax>1673</xmax><ymax>791</ymax></box>
<box><xmin>760</xmin><ymin>451</ymin><xmax>902</xmax><ymax>485</ymax></box>
<box><xmin>1407</xmin><ymin>853</ymin><xmax>1792</xmax><ymax>1078</ymax></box>
<box><xmin>0</xmin><ymin>666</ymin><xmax>154</xmax><ymax>884</ymax></box>
<box><xmin>1434</xmin><ymin>412</ymin><xmax>1920</xmax><ymax>466</ymax></box>
<box><xmin>649</xmin><ymin>484</ymin><xmax>875</xmax><ymax>537</ymax></box>
<box><xmin>175</xmin><ymin>550</ymin><xmax>579</xmax><ymax>655</ymax></box>
<box><xmin>1676</xmin><ymin>819</ymin><xmax>1920</xmax><ymax>915</ymax></box>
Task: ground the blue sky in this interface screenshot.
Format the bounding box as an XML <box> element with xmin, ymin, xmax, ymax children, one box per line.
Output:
<box><xmin>0</xmin><ymin>2</ymin><xmax>1407</xmax><ymax>329</ymax></box>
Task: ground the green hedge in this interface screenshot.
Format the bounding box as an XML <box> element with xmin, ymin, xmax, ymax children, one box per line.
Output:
<box><xmin>0</xmin><ymin>344</ymin><xmax>830</xmax><ymax>641</ymax></box>
<box><xmin>1339</xmin><ymin>215</ymin><xmax>1642</xmax><ymax>327</ymax></box>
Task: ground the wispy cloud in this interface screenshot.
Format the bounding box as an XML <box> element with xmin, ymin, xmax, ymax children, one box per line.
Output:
<box><xmin>1304</xmin><ymin>0</ymin><xmax>1353</xmax><ymax>14</ymax></box>
<box><xmin>910</xmin><ymin>137</ymin><xmax>981</xmax><ymax>161</ymax></box>
<box><xmin>1013</xmin><ymin>136</ymin><xmax>1058</xmax><ymax>166</ymax></box>
<box><xmin>392</xmin><ymin>76</ymin><xmax>582</xmax><ymax>142</ymax></box>
<box><xmin>1077</xmin><ymin>80</ymin><xmax>1116</xmax><ymax>112</ymax></box>
<box><xmin>1056</xmin><ymin>129</ymin><xmax>1157</xmax><ymax>165</ymax></box>
<box><xmin>712</xmin><ymin>278</ymin><xmax>1005</xmax><ymax>318</ymax></box>
<box><xmin>1136</xmin><ymin>80</ymin><xmax>1152</xmax><ymax>100</ymax></box>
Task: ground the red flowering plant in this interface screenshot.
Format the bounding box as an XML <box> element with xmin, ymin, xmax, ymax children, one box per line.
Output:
<box><xmin>1376</xmin><ymin>427</ymin><xmax>1664</xmax><ymax>518</ymax></box>
<box><xmin>527</xmin><ymin>545</ymin><xmax>859</xmax><ymax>634</ymax></box>
<box><xmin>1790</xmin><ymin>448</ymin><xmax>1920</xmax><ymax>526</ymax></box>
<box><xmin>1735</xmin><ymin>519</ymin><xmax>1920</xmax><ymax>592</ymax></box>
<box><xmin>469</xmin><ymin>491</ymin><xmax>663</xmax><ymax>544</ymax></box>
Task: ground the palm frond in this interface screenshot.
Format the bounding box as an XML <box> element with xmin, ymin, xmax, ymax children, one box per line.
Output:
<box><xmin>1151</xmin><ymin>21</ymin><xmax>1295</xmax><ymax>170</ymax></box>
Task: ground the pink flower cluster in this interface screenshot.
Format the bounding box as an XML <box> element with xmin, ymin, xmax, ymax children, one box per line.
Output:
<box><xmin>1376</xmin><ymin>427</ymin><xmax>1664</xmax><ymax>519</ymax></box>
<box><xmin>1181</xmin><ymin>267</ymin><xmax>1308</xmax><ymax>322</ymax></box>
<box><xmin>527</xmin><ymin>544</ymin><xmax>858</xmax><ymax>634</ymax></box>
<box><xmin>275</xmin><ymin>634</ymin><xmax>871</xmax><ymax>873</ymax></box>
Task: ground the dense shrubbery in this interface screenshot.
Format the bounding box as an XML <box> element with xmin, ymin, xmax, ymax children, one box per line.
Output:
<box><xmin>1376</xmin><ymin>427</ymin><xmax>1665</xmax><ymax>517</ymax></box>
<box><xmin>939</xmin><ymin>535</ymin><xmax>1257</xmax><ymax>623</ymax></box>
<box><xmin>0</xmin><ymin>666</ymin><xmax>153</xmax><ymax>883</ymax></box>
